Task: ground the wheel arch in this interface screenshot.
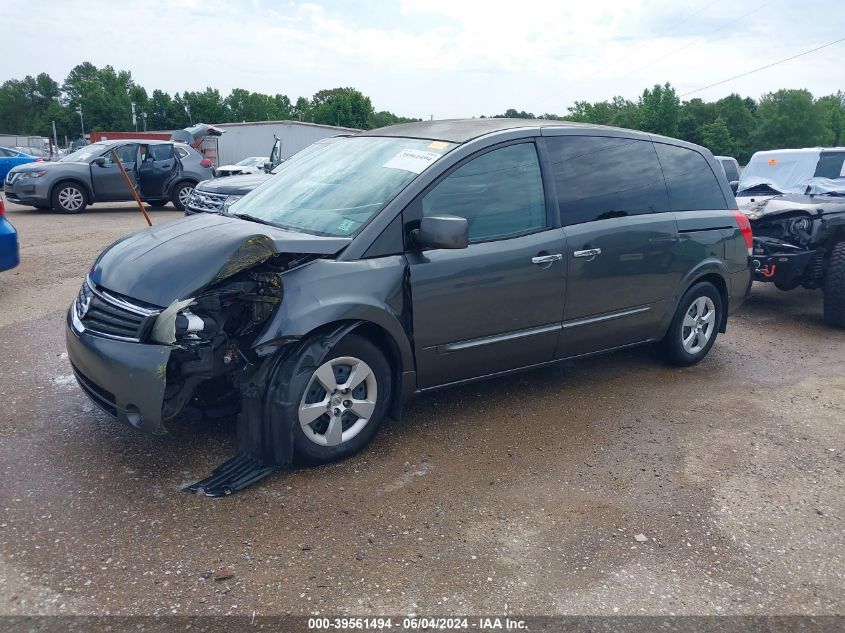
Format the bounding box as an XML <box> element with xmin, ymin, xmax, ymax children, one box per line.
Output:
<box><xmin>692</xmin><ymin>272</ymin><xmax>729</xmax><ymax>332</ymax></box>
<box><xmin>171</xmin><ymin>177</ymin><xmax>198</xmax><ymax>195</ymax></box>
<box><xmin>288</xmin><ymin>318</ymin><xmax>411</xmax><ymax>420</ymax></box>
<box><xmin>668</xmin><ymin>261</ymin><xmax>730</xmax><ymax>335</ymax></box>
<box><xmin>50</xmin><ymin>178</ymin><xmax>93</xmax><ymax>205</ymax></box>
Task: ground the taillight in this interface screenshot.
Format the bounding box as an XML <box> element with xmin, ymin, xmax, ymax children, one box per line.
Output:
<box><xmin>35</xmin><ymin>157</ymin><xmax>44</xmax><ymax>162</ymax></box>
<box><xmin>0</xmin><ymin>198</ymin><xmax>5</xmax><ymax>216</ymax></box>
<box><xmin>733</xmin><ymin>210</ymin><xmax>753</xmax><ymax>255</ymax></box>
<box><xmin>200</xmin><ymin>158</ymin><xmax>213</xmax><ymax>168</ymax></box>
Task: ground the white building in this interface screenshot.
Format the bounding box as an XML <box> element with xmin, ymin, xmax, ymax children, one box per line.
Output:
<box><xmin>204</xmin><ymin>120</ymin><xmax>359</xmax><ymax>166</ymax></box>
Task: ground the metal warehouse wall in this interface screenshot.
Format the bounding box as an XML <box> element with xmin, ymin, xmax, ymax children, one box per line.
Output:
<box><xmin>213</xmin><ymin>121</ymin><xmax>359</xmax><ymax>166</ymax></box>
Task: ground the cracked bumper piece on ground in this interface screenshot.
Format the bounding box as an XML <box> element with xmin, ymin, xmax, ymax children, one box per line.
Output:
<box><xmin>65</xmin><ymin>310</ymin><xmax>171</xmax><ymax>434</ymax></box>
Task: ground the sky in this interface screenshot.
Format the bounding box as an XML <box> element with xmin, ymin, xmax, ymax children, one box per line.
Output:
<box><xmin>4</xmin><ymin>0</ymin><xmax>844</xmax><ymax>119</ymax></box>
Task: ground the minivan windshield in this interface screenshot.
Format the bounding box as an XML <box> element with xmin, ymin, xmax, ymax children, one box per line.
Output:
<box><xmin>228</xmin><ymin>136</ymin><xmax>456</xmax><ymax>237</ymax></box>
<box><xmin>59</xmin><ymin>144</ymin><xmax>108</xmax><ymax>163</ymax></box>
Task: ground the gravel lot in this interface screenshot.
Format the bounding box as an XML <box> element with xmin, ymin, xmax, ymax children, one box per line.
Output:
<box><xmin>0</xmin><ymin>199</ymin><xmax>843</xmax><ymax>617</ymax></box>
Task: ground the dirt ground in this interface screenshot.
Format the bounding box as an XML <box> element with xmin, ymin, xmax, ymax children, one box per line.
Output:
<box><xmin>0</xmin><ymin>200</ymin><xmax>843</xmax><ymax>617</ymax></box>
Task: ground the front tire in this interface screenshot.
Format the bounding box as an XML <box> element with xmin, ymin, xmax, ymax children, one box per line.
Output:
<box><xmin>656</xmin><ymin>281</ymin><xmax>723</xmax><ymax>367</ymax></box>
<box><xmin>171</xmin><ymin>182</ymin><xmax>194</xmax><ymax>212</ymax></box>
<box><xmin>51</xmin><ymin>181</ymin><xmax>87</xmax><ymax>214</ymax></box>
<box><xmin>287</xmin><ymin>335</ymin><xmax>392</xmax><ymax>465</ymax></box>
<box><xmin>823</xmin><ymin>242</ymin><xmax>845</xmax><ymax>328</ymax></box>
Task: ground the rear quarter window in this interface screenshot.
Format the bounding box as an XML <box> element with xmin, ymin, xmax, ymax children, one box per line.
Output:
<box><xmin>546</xmin><ymin>136</ymin><xmax>668</xmax><ymax>225</ymax></box>
<box><xmin>148</xmin><ymin>144</ymin><xmax>174</xmax><ymax>161</ymax></box>
<box><xmin>721</xmin><ymin>159</ymin><xmax>739</xmax><ymax>182</ymax></box>
<box><xmin>656</xmin><ymin>143</ymin><xmax>728</xmax><ymax>211</ymax></box>
<box><xmin>814</xmin><ymin>152</ymin><xmax>845</xmax><ymax>179</ymax></box>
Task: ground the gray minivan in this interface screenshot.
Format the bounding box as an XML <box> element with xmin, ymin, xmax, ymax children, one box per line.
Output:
<box><xmin>65</xmin><ymin>119</ymin><xmax>751</xmax><ymax>494</ymax></box>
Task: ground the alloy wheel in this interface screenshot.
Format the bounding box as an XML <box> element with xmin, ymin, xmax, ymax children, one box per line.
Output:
<box><xmin>59</xmin><ymin>186</ymin><xmax>84</xmax><ymax>211</ymax></box>
<box><xmin>298</xmin><ymin>356</ymin><xmax>378</xmax><ymax>447</ymax></box>
<box><xmin>178</xmin><ymin>185</ymin><xmax>193</xmax><ymax>206</ymax></box>
<box><xmin>681</xmin><ymin>296</ymin><xmax>716</xmax><ymax>354</ymax></box>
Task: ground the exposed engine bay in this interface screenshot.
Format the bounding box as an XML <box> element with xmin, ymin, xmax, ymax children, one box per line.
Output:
<box><xmin>158</xmin><ymin>259</ymin><xmax>294</xmax><ymax>424</ymax></box>
<box><xmin>740</xmin><ymin>195</ymin><xmax>845</xmax><ymax>291</ymax></box>
<box><xmin>750</xmin><ymin>211</ymin><xmax>827</xmax><ymax>290</ymax></box>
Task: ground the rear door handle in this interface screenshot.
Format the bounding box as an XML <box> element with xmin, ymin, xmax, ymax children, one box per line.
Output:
<box><xmin>531</xmin><ymin>254</ymin><xmax>562</xmax><ymax>264</ymax></box>
<box><xmin>573</xmin><ymin>248</ymin><xmax>602</xmax><ymax>259</ymax></box>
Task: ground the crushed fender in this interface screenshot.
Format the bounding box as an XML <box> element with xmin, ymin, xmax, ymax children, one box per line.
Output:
<box><xmin>184</xmin><ymin>322</ymin><xmax>363</xmax><ymax>496</ymax></box>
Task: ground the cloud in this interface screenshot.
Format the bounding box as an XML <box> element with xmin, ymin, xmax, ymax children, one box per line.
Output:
<box><xmin>4</xmin><ymin>0</ymin><xmax>844</xmax><ymax>118</ymax></box>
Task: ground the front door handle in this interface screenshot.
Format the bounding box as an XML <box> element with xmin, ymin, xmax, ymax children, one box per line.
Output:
<box><xmin>573</xmin><ymin>248</ymin><xmax>602</xmax><ymax>259</ymax></box>
<box><xmin>531</xmin><ymin>254</ymin><xmax>562</xmax><ymax>265</ymax></box>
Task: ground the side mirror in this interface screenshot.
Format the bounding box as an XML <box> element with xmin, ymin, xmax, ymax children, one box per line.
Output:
<box><xmin>93</xmin><ymin>157</ymin><xmax>106</xmax><ymax>167</ymax></box>
<box><xmin>413</xmin><ymin>215</ymin><xmax>469</xmax><ymax>250</ymax></box>
<box><xmin>263</xmin><ymin>161</ymin><xmax>273</xmax><ymax>173</ymax></box>
<box><xmin>730</xmin><ymin>181</ymin><xmax>739</xmax><ymax>194</ymax></box>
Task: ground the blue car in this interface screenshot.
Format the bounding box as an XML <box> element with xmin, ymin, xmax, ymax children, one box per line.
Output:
<box><xmin>0</xmin><ymin>197</ymin><xmax>20</xmax><ymax>271</ymax></box>
<box><xmin>0</xmin><ymin>146</ymin><xmax>41</xmax><ymax>185</ymax></box>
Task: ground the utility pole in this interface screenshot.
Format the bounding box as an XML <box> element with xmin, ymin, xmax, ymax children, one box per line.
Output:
<box><xmin>76</xmin><ymin>105</ymin><xmax>85</xmax><ymax>141</ymax></box>
<box><xmin>184</xmin><ymin>103</ymin><xmax>193</xmax><ymax>125</ymax></box>
<box><xmin>51</xmin><ymin>120</ymin><xmax>58</xmax><ymax>151</ymax></box>
<box><xmin>141</xmin><ymin>112</ymin><xmax>148</xmax><ymax>132</ymax></box>
<box><xmin>131</xmin><ymin>102</ymin><xmax>137</xmax><ymax>132</ymax></box>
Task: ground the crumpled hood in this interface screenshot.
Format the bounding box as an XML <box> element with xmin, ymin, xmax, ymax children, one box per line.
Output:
<box><xmin>196</xmin><ymin>172</ymin><xmax>271</xmax><ymax>195</ymax></box>
<box><xmin>89</xmin><ymin>212</ymin><xmax>350</xmax><ymax>306</ymax></box>
<box><xmin>739</xmin><ymin>193</ymin><xmax>845</xmax><ymax>220</ymax></box>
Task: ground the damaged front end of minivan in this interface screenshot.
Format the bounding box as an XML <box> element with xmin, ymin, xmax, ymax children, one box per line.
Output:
<box><xmin>66</xmin><ymin>213</ymin><xmax>351</xmax><ymax>491</ymax></box>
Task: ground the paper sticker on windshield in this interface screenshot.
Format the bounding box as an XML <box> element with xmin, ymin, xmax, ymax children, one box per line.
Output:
<box><xmin>337</xmin><ymin>219</ymin><xmax>356</xmax><ymax>233</ymax></box>
<box><xmin>428</xmin><ymin>141</ymin><xmax>449</xmax><ymax>151</ymax></box>
<box><xmin>768</xmin><ymin>158</ymin><xmax>778</xmax><ymax>166</ymax></box>
<box><xmin>383</xmin><ymin>149</ymin><xmax>441</xmax><ymax>174</ymax></box>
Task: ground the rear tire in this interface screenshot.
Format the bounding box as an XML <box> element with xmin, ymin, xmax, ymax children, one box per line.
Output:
<box><xmin>51</xmin><ymin>181</ymin><xmax>87</xmax><ymax>214</ymax></box>
<box><xmin>656</xmin><ymin>281</ymin><xmax>723</xmax><ymax>367</ymax></box>
<box><xmin>823</xmin><ymin>242</ymin><xmax>845</xmax><ymax>328</ymax></box>
<box><xmin>171</xmin><ymin>181</ymin><xmax>194</xmax><ymax>212</ymax></box>
<box><xmin>284</xmin><ymin>335</ymin><xmax>392</xmax><ymax>466</ymax></box>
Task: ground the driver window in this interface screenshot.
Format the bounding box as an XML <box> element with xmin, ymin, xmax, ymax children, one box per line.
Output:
<box><xmin>102</xmin><ymin>144</ymin><xmax>138</xmax><ymax>166</ymax></box>
<box><xmin>422</xmin><ymin>142</ymin><xmax>547</xmax><ymax>242</ymax></box>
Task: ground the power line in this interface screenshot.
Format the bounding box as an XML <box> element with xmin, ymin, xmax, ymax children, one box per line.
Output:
<box><xmin>579</xmin><ymin>0</ymin><xmax>777</xmax><ymax>100</ymax></box>
<box><xmin>680</xmin><ymin>36</ymin><xmax>845</xmax><ymax>97</ymax></box>
<box><xmin>597</xmin><ymin>0</ymin><xmax>722</xmax><ymax>72</ymax></box>
<box><xmin>565</xmin><ymin>0</ymin><xmax>723</xmax><ymax>98</ymax></box>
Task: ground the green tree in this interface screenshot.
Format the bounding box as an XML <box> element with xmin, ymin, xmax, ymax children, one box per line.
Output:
<box><xmin>678</xmin><ymin>98</ymin><xmax>716</xmax><ymax>145</ymax></box>
<box><xmin>182</xmin><ymin>88</ymin><xmax>227</xmax><ymax>124</ymax></box>
<box><xmin>293</xmin><ymin>96</ymin><xmax>311</xmax><ymax>122</ymax></box>
<box><xmin>310</xmin><ymin>87</ymin><xmax>374</xmax><ymax>128</ymax></box>
<box><xmin>755</xmin><ymin>89</ymin><xmax>831</xmax><ymax>149</ymax></box>
<box><xmin>371</xmin><ymin>110</ymin><xmax>419</xmax><ymax>128</ymax></box>
<box><xmin>699</xmin><ymin>116</ymin><xmax>734</xmax><ymax>157</ymax></box>
<box><xmin>714</xmin><ymin>94</ymin><xmax>755</xmax><ymax>161</ymax></box>
<box><xmin>816</xmin><ymin>92</ymin><xmax>845</xmax><ymax>146</ymax></box>
<box><xmin>494</xmin><ymin>108</ymin><xmax>536</xmax><ymax>119</ymax></box>
<box><xmin>638</xmin><ymin>82</ymin><xmax>679</xmax><ymax>137</ymax></box>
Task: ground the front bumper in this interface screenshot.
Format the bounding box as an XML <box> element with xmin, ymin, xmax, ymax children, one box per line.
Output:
<box><xmin>751</xmin><ymin>237</ymin><xmax>816</xmax><ymax>286</ymax></box>
<box><xmin>65</xmin><ymin>309</ymin><xmax>172</xmax><ymax>434</ymax></box>
<box><xmin>3</xmin><ymin>175</ymin><xmax>50</xmax><ymax>206</ymax></box>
